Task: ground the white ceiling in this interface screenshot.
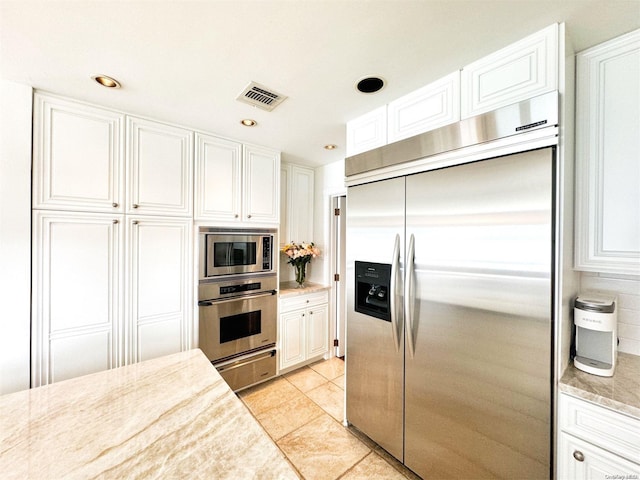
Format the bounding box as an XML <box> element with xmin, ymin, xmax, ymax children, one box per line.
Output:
<box><xmin>1</xmin><ymin>1</ymin><xmax>638</xmax><ymax>167</ymax></box>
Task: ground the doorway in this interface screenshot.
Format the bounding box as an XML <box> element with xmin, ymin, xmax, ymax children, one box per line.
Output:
<box><xmin>330</xmin><ymin>195</ymin><xmax>347</xmax><ymax>357</ymax></box>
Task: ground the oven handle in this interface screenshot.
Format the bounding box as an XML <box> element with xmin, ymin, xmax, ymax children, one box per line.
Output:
<box><xmin>215</xmin><ymin>349</ymin><xmax>276</xmax><ymax>372</ymax></box>
<box><xmin>198</xmin><ymin>290</ymin><xmax>277</xmax><ymax>306</ymax></box>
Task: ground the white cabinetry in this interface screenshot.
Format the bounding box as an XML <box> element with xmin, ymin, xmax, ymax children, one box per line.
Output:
<box><xmin>126</xmin><ymin>216</ymin><xmax>192</xmax><ymax>363</ymax></box>
<box><xmin>31</xmin><ymin>93</ymin><xmax>196</xmax><ymax>386</ymax></box>
<box><xmin>195</xmin><ymin>134</ymin><xmax>280</xmax><ymax>225</ymax></box>
<box><xmin>243</xmin><ymin>144</ymin><xmax>280</xmax><ymax>225</ymax></box>
<box><xmin>461</xmin><ymin>23</ymin><xmax>558</xmax><ymax>118</ymax></box>
<box><xmin>346</xmin><ymin>105</ymin><xmax>387</xmax><ymax>157</ymax></box>
<box><xmin>280</xmin><ymin>163</ymin><xmax>314</xmax><ymax>245</ymax></box>
<box><xmin>574</xmin><ymin>29</ymin><xmax>640</xmax><ymax>275</ymax></box>
<box><xmin>126</xmin><ymin>117</ymin><xmax>193</xmax><ymax>217</ymax></box>
<box><xmin>557</xmin><ymin>393</ymin><xmax>640</xmax><ymax>479</ymax></box>
<box><xmin>387</xmin><ymin>71</ymin><xmax>460</xmax><ymax>143</ymax></box>
<box><xmin>33</xmin><ymin>94</ymin><xmax>125</xmax><ymax>213</ymax></box>
<box><xmin>31</xmin><ymin>210</ymin><xmax>124</xmax><ymax>386</ymax></box>
<box><xmin>279</xmin><ymin>290</ymin><xmax>329</xmax><ymax>372</ymax></box>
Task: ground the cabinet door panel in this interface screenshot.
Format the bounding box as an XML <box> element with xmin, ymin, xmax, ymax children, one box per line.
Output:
<box><xmin>558</xmin><ymin>432</ymin><xmax>640</xmax><ymax>479</ymax></box>
<box><xmin>289</xmin><ymin>165</ymin><xmax>314</xmax><ymax>243</ymax></box>
<box><xmin>461</xmin><ymin>24</ymin><xmax>557</xmax><ymax>118</ymax></box>
<box><xmin>346</xmin><ymin>106</ymin><xmax>387</xmax><ymax>156</ymax></box>
<box><xmin>194</xmin><ymin>134</ymin><xmax>242</xmax><ymax>221</ymax></box>
<box><xmin>280</xmin><ymin>310</ymin><xmax>305</xmax><ymax>370</ymax></box>
<box><xmin>31</xmin><ymin>211</ymin><xmax>123</xmax><ymax>387</ymax></box>
<box><xmin>50</xmin><ymin>331</ymin><xmax>113</xmax><ymax>383</ymax></box>
<box><xmin>243</xmin><ymin>144</ymin><xmax>280</xmax><ymax>224</ymax></box>
<box><xmin>127</xmin><ymin>117</ymin><xmax>193</xmax><ymax>216</ymax></box>
<box><xmin>127</xmin><ymin>217</ymin><xmax>192</xmax><ymax>363</ymax></box>
<box><xmin>307</xmin><ymin>303</ymin><xmax>329</xmax><ymax>358</ymax></box>
<box><xmin>575</xmin><ymin>29</ymin><xmax>640</xmax><ymax>274</ymax></box>
<box><xmin>388</xmin><ymin>71</ymin><xmax>460</xmax><ymax>143</ymax></box>
<box><xmin>33</xmin><ymin>94</ymin><xmax>124</xmax><ymax>212</ymax></box>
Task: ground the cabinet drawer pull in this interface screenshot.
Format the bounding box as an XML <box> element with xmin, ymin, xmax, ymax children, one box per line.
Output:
<box><xmin>309</xmin><ymin>311</ymin><xmax>313</xmax><ymax>314</ymax></box>
<box><xmin>132</xmin><ymin>204</ymin><xmax>139</xmax><ymax>209</ymax></box>
<box><xmin>132</xmin><ymin>220</ymin><xmax>139</xmax><ymax>225</ymax></box>
<box><xmin>573</xmin><ymin>450</ymin><xmax>584</xmax><ymax>462</ymax></box>
<box><xmin>113</xmin><ymin>219</ymin><xmax>118</xmax><ymax>224</ymax></box>
<box><xmin>112</xmin><ymin>202</ymin><xmax>119</xmax><ymax>208</ymax></box>
<box><xmin>234</xmin><ymin>214</ymin><xmax>239</xmax><ymax>218</ymax></box>
<box><xmin>247</xmin><ymin>214</ymin><xmax>252</xmax><ymax>219</ymax></box>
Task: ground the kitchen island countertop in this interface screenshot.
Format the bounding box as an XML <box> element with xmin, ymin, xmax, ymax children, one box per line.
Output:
<box><xmin>0</xmin><ymin>349</ymin><xmax>298</xmax><ymax>479</ymax></box>
<box><xmin>559</xmin><ymin>352</ymin><xmax>640</xmax><ymax>419</ymax></box>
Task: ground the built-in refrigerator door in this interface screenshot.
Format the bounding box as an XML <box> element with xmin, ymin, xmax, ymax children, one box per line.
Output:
<box><xmin>404</xmin><ymin>148</ymin><xmax>554</xmax><ymax>479</ymax></box>
<box><xmin>345</xmin><ymin>176</ymin><xmax>405</xmax><ymax>462</ymax></box>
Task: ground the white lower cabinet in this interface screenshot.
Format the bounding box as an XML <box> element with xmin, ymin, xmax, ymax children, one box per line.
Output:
<box><xmin>31</xmin><ymin>211</ymin><xmax>124</xmax><ymax>386</ymax></box>
<box><xmin>279</xmin><ymin>290</ymin><xmax>329</xmax><ymax>372</ymax></box>
<box><xmin>126</xmin><ymin>216</ymin><xmax>192</xmax><ymax>363</ymax></box>
<box><xmin>557</xmin><ymin>393</ymin><xmax>640</xmax><ymax>479</ymax></box>
<box><xmin>31</xmin><ymin>210</ymin><xmax>193</xmax><ymax>386</ymax></box>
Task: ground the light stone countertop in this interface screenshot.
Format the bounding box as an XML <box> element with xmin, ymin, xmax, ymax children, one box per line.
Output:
<box><xmin>0</xmin><ymin>349</ymin><xmax>299</xmax><ymax>479</ymax></box>
<box><xmin>559</xmin><ymin>352</ymin><xmax>640</xmax><ymax>419</ymax></box>
<box><xmin>279</xmin><ymin>281</ymin><xmax>331</xmax><ymax>298</ymax></box>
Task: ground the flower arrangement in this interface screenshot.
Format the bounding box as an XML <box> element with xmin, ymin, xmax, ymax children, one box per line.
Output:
<box><xmin>281</xmin><ymin>242</ymin><xmax>320</xmax><ymax>287</ymax></box>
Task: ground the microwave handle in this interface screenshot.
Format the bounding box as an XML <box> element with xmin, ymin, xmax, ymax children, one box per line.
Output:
<box><xmin>198</xmin><ymin>290</ymin><xmax>276</xmax><ymax>306</ymax></box>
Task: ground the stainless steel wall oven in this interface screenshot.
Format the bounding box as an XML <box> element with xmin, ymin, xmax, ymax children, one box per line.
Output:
<box><xmin>198</xmin><ymin>227</ymin><xmax>278</xmax><ymax>392</ymax></box>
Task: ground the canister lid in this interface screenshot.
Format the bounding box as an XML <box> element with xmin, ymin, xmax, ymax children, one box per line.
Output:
<box><xmin>575</xmin><ymin>294</ymin><xmax>616</xmax><ymax>313</ymax></box>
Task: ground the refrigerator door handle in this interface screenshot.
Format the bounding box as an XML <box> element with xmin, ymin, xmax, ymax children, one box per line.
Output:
<box><xmin>390</xmin><ymin>234</ymin><xmax>401</xmax><ymax>352</ymax></box>
<box><xmin>405</xmin><ymin>233</ymin><xmax>416</xmax><ymax>358</ymax></box>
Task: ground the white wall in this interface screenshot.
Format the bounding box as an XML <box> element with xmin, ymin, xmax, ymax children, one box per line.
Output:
<box><xmin>0</xmin><ymin>80</ymin><xmax>32</xmax><ymax>394</ymax></box>
<box><xmin>307</xmin><ymin>159</ymin><xmax>345</xmax><ymax>286</ymax></box>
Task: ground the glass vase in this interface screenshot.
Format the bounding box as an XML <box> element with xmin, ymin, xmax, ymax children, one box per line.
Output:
<box><xmin>294</xmin><ymin>263</ymin><xmax>306</xmax><ymax>288</ymax></box>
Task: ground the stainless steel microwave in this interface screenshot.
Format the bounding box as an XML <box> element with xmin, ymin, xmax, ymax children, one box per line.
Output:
<box><xmin>199</xmin><ymin>228</ymin><xmax>276</xmax><ymax>278</ymax></box>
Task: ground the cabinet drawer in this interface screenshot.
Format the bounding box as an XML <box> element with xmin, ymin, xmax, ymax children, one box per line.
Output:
<box><xmin>559</xmin><ymin>393</ymin><xmax>640</xmax><ymax>461</ymax></box>
<box><xmin>558</xmin><ymin>431</ymin><xmax>640</xmax><ymax>479</ymax></box>
<box><xmin>280</xmin><ymin>291</ymin><xmax>328</xmax><ymax>312</ymax></box>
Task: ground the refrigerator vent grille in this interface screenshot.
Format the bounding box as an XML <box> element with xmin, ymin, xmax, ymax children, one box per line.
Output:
<box><xmin>236</xmin><ymin>82</ymin><xmax>287</xmax><ymax>111</ymax></box>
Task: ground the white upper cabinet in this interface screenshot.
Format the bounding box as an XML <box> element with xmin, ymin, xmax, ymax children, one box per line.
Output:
<box><xmin>195</xmin><ymin>135</ymin><xmax>279</xmax><ymax>225</ymax></box>
<box><xmin>388</xmin><ymin>71</ymin><xmax>460</xmax><ymax>143</ymax></box>
<box><xmin>194</xmin><ymin>133</ymin><xmax>242</xmax><ymax>222</ymax></box>
<box><xmin>33</xmin><ymin>93</ymin><xmax>125</xmax><ymax>213</ymax></box>
<box><xmin>280</xmin><ymin>163</ymin><xmax>314</xmax><ymax>245</ymax></box>
<box><xmin>346</xmin><ymin>105</ymin><xmax>387</xmax><ymax>157</ymax></box>
<box><xmin>574</xmin><ymin>29</ymin><xmax>640</xmax><ymax>275</ymax></box>
<box><xmin>243</xmin><ymin>144</ymin><xmax>280</xmax><ymax>225</ymax></box>
<box><xmin>126</xmin><ymin>117</ymin><xmax>193</xmax><ymax>217</ymax></box>
<box><xmin>461</xmin><ymin>24</ymin><xmax>558</xmax><ymax>118</ymax></box>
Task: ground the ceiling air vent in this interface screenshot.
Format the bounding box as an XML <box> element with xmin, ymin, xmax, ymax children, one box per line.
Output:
<box><xmin>236</xmin><ymin>82</ymin><xmax>287</xmax><ymax>111</ymax></box>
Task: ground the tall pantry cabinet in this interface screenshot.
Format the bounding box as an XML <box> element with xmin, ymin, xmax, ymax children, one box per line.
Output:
<box><xmin>31</xmin><ymin>93</ymin><xmax>193</xmax><ymax>386</ymax></box>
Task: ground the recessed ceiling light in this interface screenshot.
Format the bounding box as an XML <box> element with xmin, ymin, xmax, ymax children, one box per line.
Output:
<box><xmin>91</xmin><ymin>74</ymin><xmax>121</xmax><ymax>89</ymax></box>
<box><xmin>241</xmin><ymin>119</ymin><xmax>257</xmax><ymax>127</ymax></box>
<box><xmin>356</xmin><ymin>76</ymin><xmax>385</xmax><ymax>94</ymax></box>
<box><xmin>324</xmin><ymin>144</ymin><xmax>338</xmax><ymax>150</ymax></box>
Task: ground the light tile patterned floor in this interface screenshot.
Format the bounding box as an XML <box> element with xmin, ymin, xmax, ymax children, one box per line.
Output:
<box><xmin>238</xmin><ymin>357</ymin><xmax>420</xmax><ymax>480</ymax></box>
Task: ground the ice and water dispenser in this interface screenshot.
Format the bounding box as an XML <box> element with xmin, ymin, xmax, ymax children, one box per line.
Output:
<box><xmin>574</xmin><ymin>294</ymin><xmax>617</xmax><ymax>377</ymax></box>
<box><xmin>354</xmin><ymin>261</ymin><xmax>391</xmax><ymax>321</ymax></box>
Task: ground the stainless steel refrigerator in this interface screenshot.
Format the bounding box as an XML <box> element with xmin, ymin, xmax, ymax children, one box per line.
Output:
<box><xmin>345</xmin><ymin>93</ymin><xmax>563</xmax><ymax>479</ymax></box>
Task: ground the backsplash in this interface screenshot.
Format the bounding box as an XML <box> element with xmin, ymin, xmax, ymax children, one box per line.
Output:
<box><xmin>580</xmin><ymin>272</ymin><xmax>640</xmax><ymax>356</ymax></box>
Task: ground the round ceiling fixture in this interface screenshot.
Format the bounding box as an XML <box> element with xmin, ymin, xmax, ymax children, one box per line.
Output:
<box><xmin>241</xmin><ymin>119</ymin><xmax>257</xmax><ymax>127</ymax></box>
<box><xmin>324</xmin><ymin>144</ymin><xmax>338</xmax><ymax>150</ymax></box>
<box><xmin>356</xmin><ymin>76</ymin><xmax>385</xmax><ymax>94</ymax></box>
<box><xmin>91</xmin><ymin>74</ymin><xmax>121</xmax><ymax>89</ymax></box>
